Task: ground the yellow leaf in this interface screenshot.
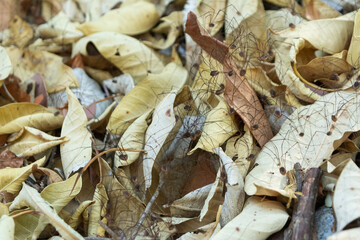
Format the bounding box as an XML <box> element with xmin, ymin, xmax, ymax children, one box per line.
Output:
<box><xmin>115</xmin><ymin>110</ymin><xmax>151</xmax><ymax>167</ymax></box>
<box><xmin>8</xmin><ymin>126</ymin><xmax>69</xmax><ymax>157</ymax></box>
<box><xmin>77</xmin><ymin>1</ymin><xmax>159</xmax><ymax>36</ymax></box>
<box><xmin>107</xmin><ymin>63</ymin><xmax>187</xmax><ymax>134</ymax></box>
<box><xmin>0</xmin><ymin>157</ymin><xmax>45</xmax><ymax>195</ymax></box>
<box><xmin>72</xmin><ymin>32</ymin><xmax>165</xmax><ymax>83</ymax></box>
<box><xmin>0</xmin><ymin>103</ymin><xmax>63</xmax><ymax>135</ymax></box>
<box><xmin>60</xmin><ymin>88</ymin><xmax>92</xmax><ymax>179</ymax></box>
<box><xmin>189</xmin><ymin>97</ymin><xmax>238</xmax><ymax>154</ymax></box>
<box><xmin>88</xmin><ymin>183</ymin><xmax>108</xmax><ymax>237</ymax></box>
<box><xmin>6</xmin><ymin>46</ymin><xmax>79</xmax><ymax>93</ymax></box>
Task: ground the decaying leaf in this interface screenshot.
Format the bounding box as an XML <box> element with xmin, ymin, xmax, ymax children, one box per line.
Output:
<box><xmin>245</xmin><ymin>90</ymin><xmax>360</xmax><ymax>198</ymax></box>
<box><xmin>185</xmin><ymin>11</ymin><xmax>273</xmax><ymax>147</ymax></box>
<box><xmin>7</xmin><ymin>126</ymin><xmax>69</xmax><ymax>157</ymax></box>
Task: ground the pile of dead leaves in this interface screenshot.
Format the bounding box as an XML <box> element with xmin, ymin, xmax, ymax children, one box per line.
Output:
<box><xmin>1</xmin><ymin>0</ymin><xmax>360</xmax><ymax>239</ymax></box>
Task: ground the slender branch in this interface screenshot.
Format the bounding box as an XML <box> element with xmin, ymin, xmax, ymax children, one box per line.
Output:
<box><xmin>129</xmin><ymin>182</ymin><xmax>164</xmax><ymax>240</ymax></box>
<box><xmin>98</xmin><ymin>220</ymin><xmax>121</xmax><ymax>240</ymax></box>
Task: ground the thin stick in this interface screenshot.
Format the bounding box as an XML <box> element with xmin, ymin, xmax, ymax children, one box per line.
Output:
<box><xmin>10</xmin><ymin>210</ymin><xmax>40</xmax><ymax>218</ymax></box>
<box><xmin>70</xmin><ymin>147</ymin><xmax>147</xmax><ymax>195</ymax></box>
<box><xmin>129</xmin><ymin>182</ymin><xmax>164</xmax><ymax>240</ymax></box>
<box><xmin>90</xmin><ymin>136</ymin><xmax>102</xmax><ymax>184</ymax></box>
<box><xmin>98</xmin><ymin>220</ymin><xmax>121</xmax><ymax>240</ymax></box>
<box><xmin>2</xmin><ymin>84</ymin><xmax>17</xmax><ymax>102</ymax></box>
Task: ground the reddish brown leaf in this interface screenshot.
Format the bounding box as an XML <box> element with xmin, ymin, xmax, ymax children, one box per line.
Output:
<box><xmin>0</xmin><ymin>149</ymin><xmax>24</xmax><ymax>169</ymax></box>
<box><xmin>0</xmin><ymin>75</ymin><xmax>31</xmax><ymax>102</ymax></box>
<box><xmin>0</xmin><ymin>135</ymin><xmax>9</xmax><ymax>146</ymax></box>
<box><xmin>66</xmin><ymin>53</ymin><xmax>85</xmax><ymax>69</ymax></box>
<box><xmin>185</xmin><ymin>12</ymin><xmax>273</xmax><ymax>147</ymax></box>
<box><xmin>181</xmin><ymin>151</ymin><xmax>216</xmax><ymax>196</ymax></box>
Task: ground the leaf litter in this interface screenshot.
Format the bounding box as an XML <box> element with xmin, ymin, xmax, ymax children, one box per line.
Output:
<box><xmin>1</xmin><ymin>0</ymin><xmax>360</xmax><ymax>239</ymax></box>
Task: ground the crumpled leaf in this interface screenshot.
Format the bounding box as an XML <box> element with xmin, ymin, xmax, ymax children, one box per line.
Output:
<box><xmin>77</xmin><ymin>1</ymin><xmax>159</xmax><ymax>36</ymax></box>
<box><xmin>142</xmin><ymin>11</ymin><xmax>183</xmax><ymax>49</ymax></box>
<box><xmin>333</xmin><ymin>160</ymin><xmax>360</xmax><ymax>231</ymax></box>
<box><xmin>185</xmin><ymin>11</ymin><xmax>273</xmax><ymax>147</ymax></box>
<box><xmin>143</xmin><ymin>91</ymin><xmax>177</xmax><ymax>190</ymax></box>
<box><xmin>6</xmin><ymin>46</ymin><xmax>79</xmax><ymax>93</ymax></box>
<box><xmin>245</xmin><ymin>90</ymin><xmax>360</xmax><ymax>198</ymax></box>
<box><xmin>13</xmin><ymin>174</ymin><xmax>82</xmax><ymax>239</ymax></box>
<box><xmin>189</xmin><ymin>97</ymin><xmax>238</xmax><ymax>154</ymax></box>
<box><xmin>0</xmin><ymin>215</ymin><xmax>14</xmax><ymax>240</ymax></box>
<box><xmin>0</xmin><ymin>46</ymin><xmax>12</xmax><ymax>84</ymax></box>
<box><xmin>107</xmin><ymin>62</ymin><xmax>187</xmax><ymax>135</ymax></box>
<box><xmin>7</xmin><ymin>126</ymin><xmax>68</xmax><ymax>157</ymax></box>
<box><xmin>211</xmin><ymin>196</ymin><xmax>289</xmax><ymax>240</ymax></box>
<box><xmin>72</xmin><ymin>32</ymin><xmax>164</xmax><ymax>83</ymax></box>
<box><xmin>36</xmin><ymin>11</ymin><xmax>84</xmax><ymax>44</ymax></box>
<box><xmin>273</xmin><ymin>12</ymin><xmax>355</xmax><ymax>54</ymax></box>
<box><xmin>60</xmin><ymin>88</ymin><xmax>92</xmax><ymax>179</ymax></box>
<box><xmin>9</xmin><ymin>183</ymin><xmax>84</xmax><ymax>240</ymax></box>
<box><xmin>0</xmin><ymin>157</ymin><xmax>45</xmax><ymax>196</ymax></box>
<box><xmin>115</xmin><ymin>110</ymin><xmax>150</xmax><ymax>167</ymax></box>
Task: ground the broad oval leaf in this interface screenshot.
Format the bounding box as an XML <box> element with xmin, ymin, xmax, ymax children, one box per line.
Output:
<box><xmin>0</xmin><ymin>103</ymin><xmax>63</xmax><ymax>135</ymax></box>
<box><xmin>77</xmin><ymin>1</ymin><xmax>159</xmax><ymax>36</ymax></box>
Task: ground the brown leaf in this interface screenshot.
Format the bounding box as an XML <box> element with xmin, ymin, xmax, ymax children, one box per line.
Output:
<box><xmin>185</xmin><ymin>11</ymin><xmax>273</xmax><ymax>147</ymax></box>
<box><xmin>0</xmin><ymin>149</ymin><xmax>24</xmax><ymax>169</ymax></box>
<box><xmin>0</xmin><ymin>75</ymin><xmax>31</xmax><ymax>102</ymax></box>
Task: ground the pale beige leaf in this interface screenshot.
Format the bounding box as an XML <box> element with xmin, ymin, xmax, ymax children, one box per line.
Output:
<box><xmin>115</xmin><ymin>110</ymin><xmax>151</xmax><ymax>167</ymax></box>
<box><xmin>333</xmin><ymin>160</ymin><xmax>360</xmax><ymax>231</ymax></box>
<box><xmin>8</xmin><ymin>126</ymin><xmax>68</xmax><ymax>157</ymax></box>
<box><xmin>60</xmin><ymin>88</ymin><xmax>92</xmax><ymax>179</ymax></box>
<box><xmin>274</xmin><ymin>12</ymin><xmax>354</xmax><ymax>54</ymax></box>
<box><xmin>212</xmin><ymin>197</ymin><xmax>289</xmax><ymax>240</ymax></box>
<box><xmin>0</xmin><ymin>215</ymin><xmax>14</xmax><ymax>240</ymax></box>
<box><xmin>77</xmin><ymin>1</ymin><xmax>159</xmax><ymax>36</ymax></box>
<box><xmin>107</xmin><ymin>63</ymin><xmax>187</xmax><ymax>135</ymax></box>
<box><xmin>6</xmin><ymin>46</ymin><xmax>79</xmax><ymax>93</ymax></box>
<box><xmin>347</xmin><ymin>9</ymin><xmax>360</xmax><ymax>68</ymax></box>
<box><xmin>214</xmin><ymin>147</ymin><xmax>245</xmax><ymax>226</ymax></box>
<box><xmin>189</xmin><ymin>97</ymin><xmax>238</xmax><ymax>154</ymax></box>
<box><xmin>143</xmin><ymin>91</ymin><xmax>177</xmax><ymax>189</ymax></box>
<box><xmin>327</xmin><ymin>227</ymin><xmax>360</xmax><ymax>240</ymax></box>
<box><xmin>72</xmin><ymin>32</ymin><xmax>165</xmax><ymax>83</ymax></box>
<box><xmin>0</xmin><ymin>46</ymin><xmax>12</xmax><ymax>84</ymax></box>
<box><xmin>9</xmin><ymin>183</ymin><xmax>84</xmax><ymax>240</ymax></box>
<box><xmin>245</xmin><ymin>90</ymin><xmax>360</xmax><ymax>198</ymax></box>
<box><xmin>36</xmin><ymin>11</ymin><xmax>83</xmax><ymax>44</ymax></box>
<box><xmin>0</xmin><ymin>157</ymin><xmax>45</xmax><ymax>195</ymax></box>
<box><xmin>197</xmin><ymin>0</ymin><xmax>226</xmax><ymax>36</ymax></box>
<box><xmin>0</xmin><ymin>103</ymin><xmax>63</xmax><ymax>135</ymax></box>
<box><xmin>178</xmin><ymin>222</ymin><xmax>220</xmax><ymax>240</ymax></box>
